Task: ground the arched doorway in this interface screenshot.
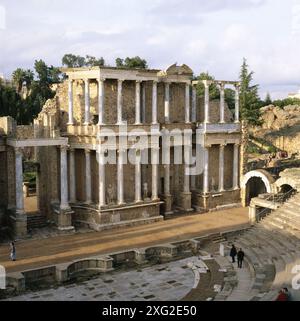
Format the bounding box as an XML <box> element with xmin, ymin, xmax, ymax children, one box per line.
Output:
<box><xmin>241</xmin><ymin>169</ymin><xmax>275</xmax><ymax>207</ymax></box>
<box><xmin>245</xmin><ymin>177</ymin><xmax>267</xmax><ymax>206</ymax></box>
<box><xmin>280</xmin><ymin>184</ymin><xmax>294</xmax><ymax>194</ymax></box>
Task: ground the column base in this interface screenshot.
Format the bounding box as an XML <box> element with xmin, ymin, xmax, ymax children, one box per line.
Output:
<box><xmin>57</xmin><ymin>207</ymin><xmax>74</xmax><ymax>232</ymax></box>
<box><xmin>180</xmin><ymin>192</ymin><xmax>193</xmax><ymax>212</ymax></box>
<box><xmin>10</xmin><ymin>210</ymin><xmax>27</xmax><ymax>239</ymax></box>
<box><xmin>67</xmin><ymin>122</ymin><xmax>74</xmax><ymax>126</ymax></box>
<box><xmin>163</xmin><ymin>194</ymin><xmax>173</xmax><ymax>215</ymax></box>
<box><xmin>234</xmin><ymin>120</ymin><xmax>240</xmax><ymax>124</ymax></box>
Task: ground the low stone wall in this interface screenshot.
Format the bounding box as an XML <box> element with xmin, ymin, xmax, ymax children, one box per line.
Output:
<box><xmin>72</xmin><ymin>202</ymin><xmax>163</xmax><ymax>231</ymax></box>
<box><xmin>23</xmin><ymin>265</ymin><xmax>56</xmax><ymax>284</ymax></box>
<box><xmin>192</xmin><ymin>189</ymin><xmax>241</xmax><ymax>211</ymax></box>
<box><xmin>3</xmin><ymin>228</ymin><xmax>250</xmax><ymax>296</ymax></box>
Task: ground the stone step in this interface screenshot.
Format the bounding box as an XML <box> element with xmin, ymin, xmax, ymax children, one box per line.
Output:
<box><xmin>276</xmin><ymin>211</ymin><xmax>300</xmax><ymax>224</ymax></box>
<box><xmin>27</xmin><ymin>215</ymin><xmax>48</xmax><ymax>229</ymax></box>
<box><xmin>253</xmin><ymin>227</ymin><xmax>299</xmax><ymax>254</ymax></box>
<box><xmin>270</xmin><ymin>215</ymin><xmax>300</xmax><ymax>230</ymax></box>
<box><xmin>279</xmin><ymin>207</ymin><xmax>300</xmax><ymax>218</ymax></box>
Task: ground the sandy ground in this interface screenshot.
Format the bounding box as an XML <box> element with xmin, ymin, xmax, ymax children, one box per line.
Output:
<box><xmin>0</xmin><ymin>207</ymin><xmax>249</xmax><ymax>273</ymax></box>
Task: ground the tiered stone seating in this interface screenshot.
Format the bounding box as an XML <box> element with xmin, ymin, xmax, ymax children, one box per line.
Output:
<box><xmin>213</xmin><ymin>192</ymin><xmax>300</xmax><ymax>301</ymax></box>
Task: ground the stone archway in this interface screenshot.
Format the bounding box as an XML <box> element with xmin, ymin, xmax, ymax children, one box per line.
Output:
<box><xmin>241</xmin><ymin>169</ymin><xmax>276</xmax><ymax>206</ymax></box>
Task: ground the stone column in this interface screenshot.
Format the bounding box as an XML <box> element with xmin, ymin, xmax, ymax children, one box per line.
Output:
<box><xmin>69</xmin><ymin>148</ymin><xmax>76</xmax><ymax>203</ymax></box>
<box><xmin>192</xmin><ymin>86</ymin><xmax>197</xmax><ymax>123</ymax></box>
<box><xmin>97</xmin><ymin>78</ymin><xmax>105</xmax><ymax>125</ymax></box>
<box><xmin>15</xmin><ymin>148</ymin><xmax>24</xmax><ymax>214</ymax></box>
<box><xmin>203</xmin><ymin>81</ymin><xmax>210</xmax><ymax>123</ymax></box>
<box><xmin>98</xmin><ymin>148</ymin><xmax>106</xmax><ymax>208</ymax></box>
<box><xmin>164</xmin><ymin>82</ymin><xmax>170</xmax><ymax>123</ymax></box>
<box><xmin>152</xmin><ymin>148</ymin><xmax>159</xmax><ymax>200</ymax></box>
<box><xmin>135</xmin><ymin>150</ymin><xmax>142</xmax><ymax>203</ymax></box>
<box><xmin>218</xmin><ymin>144</ymin><xmax>225</xmax><ymax>192</ymax></box>
<box><xmin>219</xmin><ymin>82</ymin><xmax>225</xmax><ymax>124</ymax></box>
<box><xmin>85</xmin><ymin>149</ymin><xmax>92</xmax><ymax>204</ymax></box>
<box><xmin>117</xmin><ymin>79</ymin><xmax>124</xmax><ymax>125</ymax></box>
<box><xmin>14</xmin><ymin>148</ymin><xmax>27</xmax><ymax>237</ymax></box>
<box><xmin>235</xmin><ymin>84</ymin><xmax>240</xmax><ymax>123</ymax></box>
<box><xmin>185</xmin><ymin>83</ymin><xmax>190</xmax><ymax>123</ymax></box>
<box><xmin>135</xmin><ymin>80</ymin><xmax>141</xmax><ymax>125</ymax></box>
<box><xmin>233</xmin><ymin>144</ymin><xmax>240</xmax><ymax>190</ymax></box>
<box><xmin>117</xmin><ymin>149</ymin><xmax>125</xmax><ymax>205</ymax></box>
<box><xmin>152</xmin><ymin>81</ymin><xmax>158</xmax><ymax>124</ymax></box>
<box><xmin>84</xmin><ymin>79</ymin><xmax>90</xmax><ymax>125</ymax></box>
<box><xmin>203</xmin><ymin>146</ymin><xmax>210</xmax><ymax>194</ymax></box>
<box><xmin>60</xmin><ymin>146</ymin><xmax>69</xmax><ymax>210</ymax></box>
<box><xmin>181</xmin><ymin>137</ymin><xmax>192</xmax><ymax>211</ymax></box>
<box><xmin>142</xmin><ymin>82</ymin><xmax>146</xmax><ymax>123</ymax></box>
<box><xmin>67</xmin><ymin>79</ymin><xmax>74</xmax><ymax>125</ymax></box>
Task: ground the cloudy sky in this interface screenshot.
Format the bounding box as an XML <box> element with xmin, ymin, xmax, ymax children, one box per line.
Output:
<box><xmin>0</xmin><ymin>0</ymin><xmax>300</xmax><ymax>98</ymax></box>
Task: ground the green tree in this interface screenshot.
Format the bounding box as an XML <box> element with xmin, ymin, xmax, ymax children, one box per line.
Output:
<box><xmin>239</xmin><ymin>58</ymin><xmax>262</xmax><ymax>125</ymax></box>
<box><xmin>62</xmin><ymin>54</ymin><xmax>86</xmax><ymax>68</ymax></box>
<box><xmin>272</xmin><ymin>97</ymin><xmax>300</xmax><ymax>108</ymax></box>
<box><xmin>264</xmin><ymin>92</ymin><xmax>272</xmax><ymax>106</ymax></box>
<box><xmin>115</xmin><ymin>58</ymin><xmax>124</xmax><ymax>68</ymax></box>
<box><xmin>85</xmin><ymin>55</ymin><xmax>105</xmax><ymax>67</ymax></box>
<box><xmin>12</xmin><ymin>68</ymin><xmax>34</xmax><ymax>94</ymax></box>
<box><xmin>115</xmin><ymin>56</ymin><xmax>148</xmax><ymax>69</ymax></box>
<box><xmin>224</xmin><ymin>88</ymin><xmax>236</xmax><ymax>111</ymax></box>
<box><xmin>194</xmin><ymin>72</ymin><xmax>220</xmax><ymax>100</ymax></box>
<box><xmin>62</xmin><ymin>54</ymin><xmax>105</xmax><ymax>68</ymax></box>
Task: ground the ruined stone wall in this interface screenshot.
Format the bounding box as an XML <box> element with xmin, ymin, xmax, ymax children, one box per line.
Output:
<box><xmin>6</xmin><ymin>146</ymin><xmax>16</xmax><ymax>208</ymax></box>
<box><xmin>224</xmin><ymin>145</ymin><xmax>235</xmax><ymax>189</ymax></box>
<box><xmin>37</xmin><ymin>146</ymin><xmax>59</xmax><ymax>219</ymax></box>
<box><xmin>16</xmin><ymin>126</ymin><xmax>34</xmax><ymax>139</ymax></box>
<box><xmin>52</xmin><ymin>80</ymin><xmax>234</xmax><ymax>127</ymax></box>
<box><xmin>0</xmin><ymin>151</ymin><xmax>8</xmax><ymax>207</ymax></box>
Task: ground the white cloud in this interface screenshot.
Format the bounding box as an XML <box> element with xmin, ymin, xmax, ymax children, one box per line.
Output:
<box><xmin>0</xmin><ymin>0</ymin><xmax>298</xmax><ymax>98</ymax></box>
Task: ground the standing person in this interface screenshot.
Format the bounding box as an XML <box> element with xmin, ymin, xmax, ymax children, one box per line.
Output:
<box><xmin>10</xmin><ymin>242</ymin><xmax>16</xmax><ymax>261</ymax></box>
<box><xmin>237</xmin><ymin>248</ymin><xmax>245</xmax><ymax>268</ymax></box>
<box><xmin>276</xmin><ymin>289</ymin><xmax>288</xmax><ymax>301</ymax></box>
<box><xmin>230</xmin><ymin>244</ymin><xmax>237</xmax><ymax>263</ymax></box>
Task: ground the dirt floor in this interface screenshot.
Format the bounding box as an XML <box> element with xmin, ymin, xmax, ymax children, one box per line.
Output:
<box><xmin>0</xmin><ymin>207</ymin><xmax>249</xmax><ymax>273</ymax></box>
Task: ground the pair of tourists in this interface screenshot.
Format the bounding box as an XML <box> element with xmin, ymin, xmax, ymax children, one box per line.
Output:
<box><xmin>230</xmin><ymin>245</ymin><xmax>245</xmax><ymax>268</ymax></box>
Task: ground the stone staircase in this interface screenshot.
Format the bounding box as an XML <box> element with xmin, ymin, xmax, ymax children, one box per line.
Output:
<box><xmin>212</xmin><ymin>192</ymin><xmax>300</xmax><ymax>301</ymax></box>
<box><xmin>27</xmin><ymin>213</ymin><xmax>48</xmax><ymax>230</ymax></box>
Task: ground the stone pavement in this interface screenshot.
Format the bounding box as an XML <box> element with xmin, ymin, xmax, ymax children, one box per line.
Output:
<box><xmin>5</xmin><ymin>257</ymin><xmax>196</xmax><ymax>301</ymax></box>
<box><xmin>0</xmin><ymin>208</ymin><xmax>249</xmax><ymax>274</ymax></box>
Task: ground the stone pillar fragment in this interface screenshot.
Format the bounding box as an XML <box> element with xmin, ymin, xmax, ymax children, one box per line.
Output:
<box><xmin>85</xmin><ymin>149</ymin><xmax>92</xmax><ymax>204</ymax></box>
<box><xmin>67</xmin><ymin>80</ymin><xmax>74</xmax><ymax>125</ymax></box>
<box><xmin>84</xmin><ymin>79</ymin><xmax>90</xmax><ymax>125</ymax></box>
<box><xmin>69</xmin><ymin>148</ymin><xmax>76</xmax><ymax>203</ymax></box>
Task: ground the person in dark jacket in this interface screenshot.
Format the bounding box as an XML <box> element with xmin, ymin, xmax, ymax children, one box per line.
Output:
<box><xmin>237</xmin><ymin>248</ymin><xmax>245</xmax><ymax>268</ymax></box>
<box><xmin>230</xmin><ymin>245</ymin><xmax>237</xmax><ymax>263</ymax></box>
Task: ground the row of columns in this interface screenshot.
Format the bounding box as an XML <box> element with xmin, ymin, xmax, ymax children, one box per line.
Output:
<box><xmin>15</xmin><ymin>146</ymin><xmax>71</xmax><ymax>215</ymax></box>
<box><xmin>67</xmin><ymin>148</ymin><xmax>160</xmax><ymax>208</ymax></box>
<box><xmin>68</xmin><ymin>79</ymin><xmax>194</xmax><ymax>126</ymax></box>
<box><xmin>14</xmin><ymin>143</ymin><xmax>240</xmax><ymax>215</ymax></box>
<box><xmin>202</xmin><ymin>81</ymin><xmax>240</xmax><ymax>124</ymax></box>
<box><xmin>203</xmin><ymin>144</ymin><xmax>240</xmax><ymax>194</ymax></box>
